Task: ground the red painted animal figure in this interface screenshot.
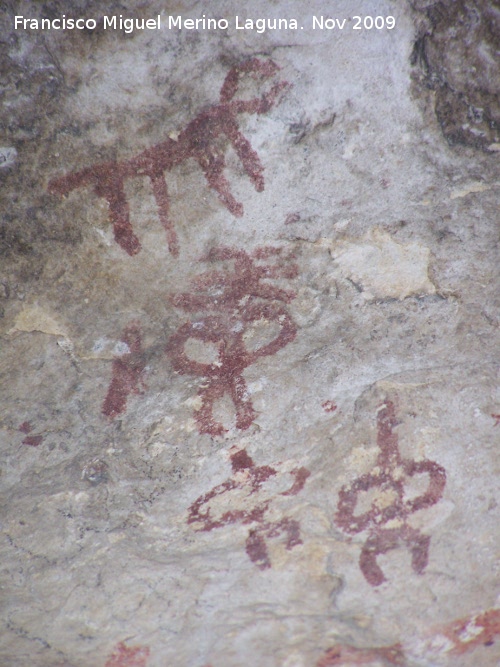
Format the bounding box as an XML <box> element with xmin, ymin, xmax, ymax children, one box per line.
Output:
<box><xmin>166</xmin><ymin>246</ymin><xmax>298</xmax><ymax>435</ymax></box>
<box><xmin>48</xmin><ymin>59</ymin><xmax>289</xmax><ymax>257</ymax></box>
<box><xmin>335</xmin><ymin>400</ymin><xmax>446</xmax><ymax>586</ymax></box>
<box><xmin>188</xmin><ymin>447</ymin><xmax>310</xmax><ymax>569</ymax></box>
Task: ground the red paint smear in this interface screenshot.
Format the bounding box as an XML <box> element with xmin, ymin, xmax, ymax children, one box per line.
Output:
<box><xmin>22</xmin><ymin>435</ymin><xmax>43</xmax><ymax>447</ymax></box>
<box><xmin>281</xmin><ymin>467</ymin><xmax>310</xmax><ymax>496</ymax></box>
<box><xmin>316</xmin><ymin>608</ymin><xmax>500</xmax><ymax>665</ymax></box>
<box><xmin>317</xmin><ymin>644</ymin><xmax>405</xmax><ymax>666</ymax></box>
<box><xmin>167</xmin><ymin>246</ymin><xmax>297</xmax><ymax>435</ymax></box>
<box><xmin>285</xmin><ymin>212</ymin><xmax>301</xmax><ymax>225</ymax></box>
<box><xmin>322</xmin><ymin>401</ymin><xmax>337</xmax><ymax>413</ymax></box>
<box><xmin>102</xmin><ymin>322</ymin><xmax>146</xmax><ymax>419</ymax></box>
<box><xmin>104</xmin><ymin>642</ymin><xmax>150</xmax><ymax>667</ymax></box>
<box><xmin>188</xmin><ymin>447</ymin><xmax>309</xmax><ymax>569</ymax></box>
<box><xmin>335</xmin><ymin>400</ymin><xmax>446</xmax><ymax>586</ymax></box>
<box><xmin>231</xmin><ymin>448</ymin><xmax>255</xmax><ymax>472</ymax></box>
<box><xmin>19</xmin><ymin>421</ymin><xmax>32</xmax><ymax>434</ymax></box>
<box><xmin>442</xmin><ymin>608</ymin><xmax>500</xmax><ymax>654</ymax></box>
<box><xmin>48</xmin><ymin>59</ymin><xmax>288</xmax><ymax>257</ymax></box>
<box><xmin>492</xmin><ymin>413</ymin><xmax>500</xmax><ymax>426</ymax></box>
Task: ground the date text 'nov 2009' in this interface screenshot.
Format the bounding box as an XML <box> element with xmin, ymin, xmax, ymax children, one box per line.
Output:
<box><xmin>313</xmin><ymin>16</ymin><xmax>396</xmax><ymax>30</ymax></box>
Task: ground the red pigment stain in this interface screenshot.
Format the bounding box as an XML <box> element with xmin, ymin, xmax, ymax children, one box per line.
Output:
<box><xmin>335</xmin><ymin>400</ymin><xmax>446</xmax><ymax>586</ymax></box>
<box><xmin>322</xmin><ymin>401</ymin><xmax>337</xmax><ymax>413</ymax></box>
<box><xmin>285</xmin><ymin>212</ymin><xmax>301</xmax><ymax>224</ymax></box>
<box><xmin>317</xmin><ymin>644</ymin><xmax>405</xmax><ymax>666</ymax></box>
<box><xmin>188</xmin><ymin>447</ymin><xmax>309</xmax><ymax>569</ymax></box>
<box><xmin>48</xmin><ymin>59</ymin><xmax>289</xmax><ymax>257</ymax></box>
<box><xmin>102</xmin><ymin>322</ymin><xmax>146</xmax><ymax>419</ymax></box>
<box><xmin>492</xmin><ymin>413</ymin><xmax>500</xmax><ymax>426</ymax></box>
<box><xmin>104</xmin><ymin>642</ymin><xmax>150</xmax><ymax>667</ymax></box>
<box><xmin>440</xmin><ymin>608</ymin><xmax>500</xmax><ymax>655</ymax></box>
<box><xmin>19</xmin><ymin>421</ymin><xmax>32</xmax><ymax>434</ymax></box>
<box><xmin>317</xmin><ymin>608</ymin><xmax>500</xmax><ymax>665</ymax></box>
<box><xmin>22</xmin><ymin>435</ymin><xmax>43</xmax><ymax>447</ymax></box>
<box><xmin>166</xmin><ymin>246</ymin><xmax>298</xmax><ymax>436</ymax></box>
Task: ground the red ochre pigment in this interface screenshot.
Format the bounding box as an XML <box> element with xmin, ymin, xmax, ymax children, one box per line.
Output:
<box><xmin>335</xmin><ymin>400</ymin><xmax>446</xmax><ymax>586</ymax></box>
<box><xmin>317</xmin><ymin>643</ymin><xmax>405</xmax><ymax>666</ymax></box>
<box><xmin>102</xmin><ymin>322</ymin><xmax>146</xmax><ymax>419</ymax></box>
<box><xmin>48</xmin><ymin>59</ymin><xmax>289</xmax><ymax>257</ymax></box>
<box><xmin>104</xmin><ymin>642</ymin><xmax>150</xmax><ymax>667</ymax></box>
<box><xmin>188</xmin><ymin>447</ymin><xmax>309</xmax><ymax>569</ymax></box>
<box><xmin>167</xmin><ymin>246</ymin><xmax>298</xmax><ymax>436</ymax></box>
<box><xmin>316</xmin><ymin>607</ymin><xmax>500</xmax><ymax>665</ymax></box>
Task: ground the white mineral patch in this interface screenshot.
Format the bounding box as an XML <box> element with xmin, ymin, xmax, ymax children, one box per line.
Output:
<box><xmin>0</xmin><ymin>146</ymin><xmax>17</xmax><ymax>168</ymax></box>
<box><xmin>112</xmin><ymin>340</ymin><xmax>130</xmax><ymax>355</ymax></box>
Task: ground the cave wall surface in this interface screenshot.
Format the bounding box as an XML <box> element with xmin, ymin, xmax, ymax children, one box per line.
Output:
<box><xmin>1</xmin><ymin>1</ymin><xmax>499</xmax><ymax>666</ymax></box>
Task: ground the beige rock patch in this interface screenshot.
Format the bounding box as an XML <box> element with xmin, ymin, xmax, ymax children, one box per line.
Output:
<box><xmin>8</xmin><ymin>303</ymin><xmax>68</xmax><ymax>337</ymax></box>
<box><xmin>325</xmin><ymin>228</ymin><xmax>436</xmax><ymax>300</ymax></box>
<box><xmin>450</xmin><ymin>181</ymin><xmax>497</xmax><ymax>199</ymax></box>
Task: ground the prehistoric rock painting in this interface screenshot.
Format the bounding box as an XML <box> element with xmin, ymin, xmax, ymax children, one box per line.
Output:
<box><xmin>317</xmin><ymin>643</ymin><xmax>405</xmax><ymax>666</ymax></box>
<box><xmin>166</xmin><ymin>246</ymin><xmax>298</xmax><ymax>435</ymax></box>
<box><xmin>188</xmin><ymin>447</ymin><xmax>310</xmax><ymax>569</ymax></box>
<box><xmin>102</xmin><ymin>322</ymin><xmax>146</xmax><ymax>419</ymax></box>
<box><xmin>335</xmin><ymin>400</ymin><xmax>447</xmax><ymax>586</ymax></box>
<box><xmin>19</xmin><ymin>421</ymin><xmax>43</xmax><ymax>447</ymax></box>
<box><xmin>104</xmin><ymin>642</ymin><xmax>150</xmax><ymax>667</ymax></box>
<box><xmin>316</xmin><ymin>608</ymin><xmax>500</xmax><ymax>665</ymax></box>
<box><xmin>438</xmin><ymin>608</ymin><xmax>500</xmax><ymax>656</ymax></box>
<box><xmin>48</xmin><ymin>59</ymin><xmax>288</xmax><ymax>257</ymax></box>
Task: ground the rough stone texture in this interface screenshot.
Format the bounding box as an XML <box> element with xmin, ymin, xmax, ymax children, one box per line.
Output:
<box><xmin>410</xmin><ymin>0</ymin><xmax>500</xmax><ymax>152</ymax></box>
<box><xmin>0</xmin><ymin>1</ymin><xmax>499</xmax><ymax>666</ymax></box>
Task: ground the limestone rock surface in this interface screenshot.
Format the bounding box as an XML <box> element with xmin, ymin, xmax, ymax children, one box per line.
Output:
<box><xmin>1</xmin><ymin>1</ymin><xmax>499</xmax><ymax>666</ymax></box>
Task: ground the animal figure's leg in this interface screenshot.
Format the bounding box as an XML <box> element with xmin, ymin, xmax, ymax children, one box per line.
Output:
<box><xmin>225</xmin><ymin>118</ymin><xmax>264</xmax><ymax>192</ymax></box>
<box><xmin>96</xmin><ymin>173</ymin><xmax>141</xmax><ymax>256</ymax></box>
<box><xmin>198</xmin><ymin>151</ymin><xmax>244</xmax><ymax>216</ymax></box>
<box><xmin>106</xmin><ymin>184</ymin><xmax>141</xmax><ymax>255</ymax></box>
<box><xmin>149</xmin><ymin>173</ymin><xmax>179</xmax><ymax>257</ymax></box>
<box><xmin>49</xmin><ymin>164</ymin><xmax>141</xmax><ymax>256</ymax></box>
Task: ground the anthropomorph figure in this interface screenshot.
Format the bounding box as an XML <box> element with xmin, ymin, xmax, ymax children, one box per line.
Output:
<box><xmin>188</xmin><ymin>447</ymin><xmax>310</xmax><ymax>569</ymax></box>
<box><xmin>166</xmin><ymin>246</ymin><xmax>298</xmax><ymax>435</ymax></box>
<box><xmin>335</xmin><ymin>400</ymin><xmax>446</xmax><ymax>586</ymax></box>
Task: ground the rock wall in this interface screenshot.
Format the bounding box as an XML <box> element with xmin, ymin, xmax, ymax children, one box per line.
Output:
<box><xmin>1</xmin><ymin>1</ymin><xmax>499</xmax><ymax>666</ymax></box>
